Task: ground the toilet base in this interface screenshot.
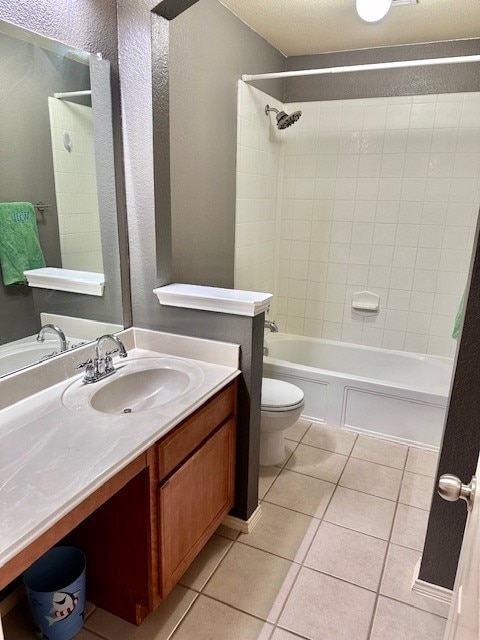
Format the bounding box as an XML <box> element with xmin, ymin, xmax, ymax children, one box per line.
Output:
<box><xmin>260</xmin><ymin>430</ymin><xmax>287</xmax><ymax>466</ymax></box>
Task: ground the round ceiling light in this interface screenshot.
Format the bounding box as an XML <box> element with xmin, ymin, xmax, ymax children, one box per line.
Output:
<box><xmin>356</xmin><ymin>0</ymin><xmax>393</xmax><ymax>22</ymax></box>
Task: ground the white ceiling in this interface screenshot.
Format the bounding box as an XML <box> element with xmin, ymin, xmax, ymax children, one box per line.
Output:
<box><xmin>218</xmin><ymin>0</ymin><xmax>480</xmax><ymax>57</ymax></box>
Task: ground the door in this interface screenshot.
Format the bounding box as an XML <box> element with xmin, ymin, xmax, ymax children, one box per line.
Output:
<box><xmin>444</xmin><ymin>454</ymin><xmax>480</xmax><ymax>640</ymax></box>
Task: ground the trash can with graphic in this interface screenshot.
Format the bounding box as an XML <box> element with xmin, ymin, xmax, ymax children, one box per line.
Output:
<box><xmin>23</xmin><ymin>546</ymin><xmax>86</xmax><ymax>640</ymax></box>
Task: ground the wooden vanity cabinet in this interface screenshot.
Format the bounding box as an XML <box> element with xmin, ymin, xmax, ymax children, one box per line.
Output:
<box><xmin>69</xmin><ymin>380</ymin><xmax>237</xmax><ymax>625</ymax></box>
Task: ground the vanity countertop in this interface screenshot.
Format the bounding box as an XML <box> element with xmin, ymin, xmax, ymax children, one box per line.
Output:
<box><xmin>0</xmin><ymin>343</ymin><xmax>240</xmax><ymax>573</ymax></box>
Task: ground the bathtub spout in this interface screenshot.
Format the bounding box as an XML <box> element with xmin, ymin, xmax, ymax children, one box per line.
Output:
<box><xmin>264</xmin><ymin>321</ymin><xmax>278</xmax><ymax>333</ymax></box>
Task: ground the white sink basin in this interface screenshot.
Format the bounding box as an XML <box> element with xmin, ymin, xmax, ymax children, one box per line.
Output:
<box><xmin>62</xmin><ymin>357</ymin><xmax>204</xmax><ymax>413</ymax></box>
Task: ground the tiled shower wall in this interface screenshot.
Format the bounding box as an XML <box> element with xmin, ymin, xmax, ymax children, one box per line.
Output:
<box><xmin>48</xmin><ymin>97</ymin><xmax>103</xmax><ymax>273</ymax></box>
<box><xmin>234</xmin><ymin>82</ymin><xmax>284</xmax><ymax>318</ymax></box>
<box><xmin>235</xmin><ymin>85</ymin><xmax>480</xmax><ymax>357</ymax></box>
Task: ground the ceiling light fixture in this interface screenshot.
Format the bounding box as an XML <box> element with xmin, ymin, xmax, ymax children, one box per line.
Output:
<box><xmin>356</xmin><ymin>0</ymin><xmax>393</xmax><ymax>22</ymax></box>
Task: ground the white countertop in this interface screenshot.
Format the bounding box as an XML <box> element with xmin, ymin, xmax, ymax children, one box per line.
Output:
<box><xmin>0</xmin><ymin>344</ymin><xmax>239</xmax><ymax>572</ymax></box>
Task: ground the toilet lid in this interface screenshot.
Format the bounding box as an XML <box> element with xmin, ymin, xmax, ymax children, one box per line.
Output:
<box><xmin>261</xmin><ymin>378</ymin><xmax>304</xmax><ymax>411</ymax></box>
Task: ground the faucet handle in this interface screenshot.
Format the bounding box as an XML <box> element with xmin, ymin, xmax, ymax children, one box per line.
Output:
<box><xmin>75</xmin><ymin>358</ymin><xmax>93</xmax><ymax>370</ymax></box>
<box><xmin>75</xmin><ymin>359</ymin><xmax>95</xmax><ymax>383</ymax></box>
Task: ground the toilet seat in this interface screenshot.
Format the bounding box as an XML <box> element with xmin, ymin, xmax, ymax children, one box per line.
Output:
<box><xmin>261</xmin><ymin>378</ymin><xmax>304</xmax><ymax>412</ymax></box>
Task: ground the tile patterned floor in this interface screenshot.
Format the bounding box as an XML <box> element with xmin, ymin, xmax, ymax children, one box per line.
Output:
<box><xmin>3</xmin><ymin>420</ymin><xmax>446</xmax><ymax>640</ymax></box>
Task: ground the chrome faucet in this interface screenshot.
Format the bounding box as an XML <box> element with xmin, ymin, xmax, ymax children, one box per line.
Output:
<box><xmin>264</xmin><ymin>320</ymin><xmax>278</xmax><ymax>333</ymax></box>
<box><xmin>76</xmin><ymin>334</ymin><xmax>128</xmax><ymax>384</ymax></box>
<box><xmin>36</xmin><ymin>324</ymin><xmax>68</xmax><ymax>352</ymax></box>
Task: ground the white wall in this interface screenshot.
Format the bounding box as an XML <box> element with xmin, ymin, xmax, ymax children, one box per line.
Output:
<box><xmin>48</xmin><ymin>97</ymin><xmax>103</xmax><ymax>272</ymax></box>
<box><xmin>235</xmin><ymin>88</ymin><xmax>480</xmax><ymax>357</ymax></box>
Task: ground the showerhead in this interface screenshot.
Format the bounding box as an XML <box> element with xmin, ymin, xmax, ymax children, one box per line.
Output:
<box><xmin>265</xmin><ymin>105</ymin><xmax>302</xmax><ymax>130</ymax></box>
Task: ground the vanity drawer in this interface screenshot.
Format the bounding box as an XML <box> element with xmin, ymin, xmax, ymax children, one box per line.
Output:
<box><xmin>157</xmin><ymin>381</ymin><xmax>236</xmax><ymax>480</ymax></box>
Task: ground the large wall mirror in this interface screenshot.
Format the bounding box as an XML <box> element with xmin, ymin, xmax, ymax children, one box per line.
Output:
<box><xmin>0</xmin><ymin>21</ymin><xmax>126</xmax><ymax>378</ymax></box>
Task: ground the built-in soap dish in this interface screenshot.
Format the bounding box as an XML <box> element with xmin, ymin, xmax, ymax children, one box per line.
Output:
<box><xmin>352</xmin><ymin>291</ymin><xmax>380</xmax><ymax>316</ymax></box>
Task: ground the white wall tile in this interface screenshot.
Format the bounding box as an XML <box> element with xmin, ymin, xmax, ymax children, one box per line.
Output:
<box><xmin>235</xmin><ymin>86</ymin><xmax>478</xmax><ymax>357</ymax></box>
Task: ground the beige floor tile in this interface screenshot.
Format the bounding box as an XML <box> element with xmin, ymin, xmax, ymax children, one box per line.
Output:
<box><xmin>380</xmin><ymin>545</ymin><xmax>449</xmax><ymax>618</ymax></box>
<box><xmin>284</xmin><ymin>418</ymin><xmax>311</xmax><ymax>442</ymax></box>
<box><xmin>351</xmin><ymin>434</ymin><xmax>408</xmax><ymax>470</ymax></box>
<box><xmin>271</xmin><ymin>629</ymin><xmax>306</xmax><ymax>639</ymax></box>
<box><xmin>304</xmin><ymin>521</ymin><xmax>387</xmax><ymax>591</ymax></box>
<box><xmin>259</xmin><ymin>465</ymin><xmax>282</xmax><ymax>500</ymax></box>
<box><xmin>84</xmin><ymin>601</ymin><xmax>97</xmax><ymax>620</ymax></box>
<box><xmin>324</xmin><ymin>486</ymin><xmax>396</xmax><ymax>540</ymax></box>
<box><xmin>278</xmin><ymin>440</ymin><xmax>299</xmax><ymax>468</ymax></box>
<box><xmin>264</xmin><ymin>469</ymin><xmax>335</xmax><ymax>518</ymax></box>
<box><xmin>203</xmin><ymin>543</ymin><xmax>298</xmax><ymax>622</ymax></box>
<box><xmin>279</xmin><ymin>567</ymin><xmax>376</xmax><ymax>640</ymax></box>
<box><xmin>391</xmin><ymin>503</ymin><xmax>429</xmax><ymax>551</ymax></box>
<box><xmin>179</xmin><ymin>534</ymin><xmax>233</xmax><ymax>591</ymax></box>
<box><xmin>399</xmin><ymin>471</ymin><xmax>435</xmax><ymax>511</ymax></box>
<box><xmin>406</xmin><ymin>448</ymin><xmax>439</xmax><ymax>477</ymax></box>
<box><xmin>339</xmin><ymin>457</ymin><xmax>403</xmax><ymax>501</ymax></box>
<box><xmin>238</xmin><ymin>501</ymin><xmax>318</xmax><ymax>562</ymax></box>
<box><xmin>285</xmin><ymin>443</ymin><xmax>348</xmax><ymax>483</ymax></box>
<box><xmin>371</xmin><ymin>597</ymin><xmax>446</xmax><ymax>640</ymax></box>
<box><xmin>302</xmin><ymin>423</ymin><xmax>357</xmax><ymax>455</ymax></box>
<box><xmin>215</xmin><ymin>523</ymin><xmax>240</xmax><ymax>540</ymax></box>
<box><xmin>85</xmin><ymin>585</ymin><xmax>197</xmax><ymax>640</ymax></box>
<box><xmin>171</xmin><ymin>595</ymin><xmax>273</xmax><ymax>640</ymax></box>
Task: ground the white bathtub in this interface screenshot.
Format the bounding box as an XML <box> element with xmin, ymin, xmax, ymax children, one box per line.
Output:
<box><xmin>263</xmin><ymin>333</ymin><xmax>454</xmax><ymax>449</ymax></box>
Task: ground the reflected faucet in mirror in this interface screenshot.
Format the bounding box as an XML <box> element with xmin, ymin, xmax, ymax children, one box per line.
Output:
<box><xmin>36</xmin><ymin>324</ymin><xmax>67</xmax><ymax>353</ymax></box>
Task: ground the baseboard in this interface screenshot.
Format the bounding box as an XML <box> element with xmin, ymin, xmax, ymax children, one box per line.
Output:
<box><xmin>0</xmin><ymin>584</ymin><xmax>24</xmax><ymax>616</ymax></box>
<box><xmin>222</xmin><ymin>504</ymin><xmax>262</xmax><ymax>534</ymax></box>
<box><xmin>412</xmin><ymin>557</ymin><xmax>453</xmax><ymax>604</ymax></box>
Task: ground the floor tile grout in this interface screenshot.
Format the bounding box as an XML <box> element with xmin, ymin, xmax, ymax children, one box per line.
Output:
<box><xmin>366</xmin><ymin>445</ymin><xmax>409</xmax><ymax>640</ymax></box>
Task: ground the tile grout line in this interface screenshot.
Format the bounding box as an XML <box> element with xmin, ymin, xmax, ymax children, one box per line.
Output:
<box><xmin>165</xmin><ymin>591</ymin><xmax>201</xmax><ymax>640</ymax></box>
<box><xmin>365</xmin><ymin>444</ymin><xmax>410</xmax><ymax>640</ymax></box>
<box><xmin>272</xmin><ymin>426</ymin><xmax>365</xmax><ymax>636</ymax></box>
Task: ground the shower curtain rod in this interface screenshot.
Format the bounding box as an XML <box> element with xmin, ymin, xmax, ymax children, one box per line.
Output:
<box><xmin>241</xmin><ymin>54</ymin><xmax>480</xmax><ymax>82</ymax></box>
<box><xmin>53</xmin><ymin>90</ymin><xmax>92</xmax><ymax>99</ymax></box>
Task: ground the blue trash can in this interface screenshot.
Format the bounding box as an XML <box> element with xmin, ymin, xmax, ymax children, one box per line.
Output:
<box><xmin>23</xmin><ymin>546</ymin><xmax>86</xmax><ymax>640</ymax></box>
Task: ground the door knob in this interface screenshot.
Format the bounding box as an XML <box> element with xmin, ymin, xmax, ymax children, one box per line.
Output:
<box><xmin>438</xmin><ymin>474</ymin><xmax>476</xmax><ymax>511</ymax></box>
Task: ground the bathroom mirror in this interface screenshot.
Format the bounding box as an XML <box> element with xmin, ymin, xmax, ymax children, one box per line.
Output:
<box><xmin>0</xmin><ymin>20</ymin><xmax>125</xmax><ymax>378</ymax></box>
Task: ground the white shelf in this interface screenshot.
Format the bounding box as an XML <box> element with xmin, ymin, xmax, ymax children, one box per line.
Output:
<box><xmin>24</xmin><ymin>268</ymin><xmax>105</xmax><ymax>297</ymax></box>
<box><xmin>153</xmin><ymin>284</ymin><xmax>272</xmax><ymax>317</ymax></box>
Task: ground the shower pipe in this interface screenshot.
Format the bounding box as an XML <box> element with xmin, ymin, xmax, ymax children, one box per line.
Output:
<box><xmin>241</xmin><ymin>54</ymin><xmax>480</xmax><ymax>82</ymax></box>
<box><xmin>53</xmin><ymin>90</ymin><xmax>92</xmax><ymax>99</ymax></box>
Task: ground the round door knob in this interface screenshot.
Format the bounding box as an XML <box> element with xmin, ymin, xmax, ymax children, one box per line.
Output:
<box><xmin>438</xmin><ymin>474</ymin><xmax>476</xmax><ymax>510</ymax></box>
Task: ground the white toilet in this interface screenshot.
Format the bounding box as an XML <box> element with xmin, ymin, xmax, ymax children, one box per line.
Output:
<box><xmin>260</xmin><ymin>378</ymin><xmax>305</xmax><ymax>466</ymax></box>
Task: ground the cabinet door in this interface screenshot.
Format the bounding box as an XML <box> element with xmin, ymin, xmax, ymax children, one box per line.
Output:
<box><xmin>159</xmin><ymin>418</ymin><xmax>236</xmax><ymax>596</ymax></box>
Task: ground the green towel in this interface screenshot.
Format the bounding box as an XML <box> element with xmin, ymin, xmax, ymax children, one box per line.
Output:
<box><xmin>0</xmin><ymin>202</ymin><xmax>46</xmax><ymax>285</ymax></box>
<box><xmin>452</xmin><ymin>291</ymin><xmax>466</xmax><ymax>340</ymax></box>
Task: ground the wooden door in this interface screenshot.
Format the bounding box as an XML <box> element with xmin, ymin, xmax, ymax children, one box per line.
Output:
<box><xmin>444</xmin><ymin>453</ymin><xmax>480</xmax><ymax>640</ymax></box>
<box><xmin>158</xmin><ymin>418</ymin><xmax>236</xmax><ymax>596</ymax></box>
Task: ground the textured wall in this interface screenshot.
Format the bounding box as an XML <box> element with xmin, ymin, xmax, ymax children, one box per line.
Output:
<box><xmin>119</xmin><ymin>0</ymin><xmax>285</xmax><ymax>518</ymax></box>
<box><xmin>286</xmin><ymin>40</ymin><xmax>480</xmax><ymax>103</ymax></box>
